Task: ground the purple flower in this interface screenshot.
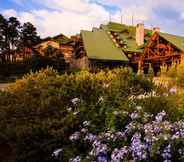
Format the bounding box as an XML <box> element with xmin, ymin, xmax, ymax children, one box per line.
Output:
<box><xmin>85</xmin><ymin>133</ymin><xmax>97</xmax><ymax>143</ymax></box>
<box><xmin>144</xmin><ymin>136</ymin><xmax>153</xmax><ymax>152</ymax></box>
<box><xmin>130</xmin><ymin>112</ymin><xmax>139</xmax><ymax>120</ymax></box>
<box><xmin>97</xmin><ymin>152</ymin><xmax>108</xmax><ymax>162</ymax></box>
<box><xmin>178</xmin><ymin>148</ymin><xmax>184</xmax><ymax>156</ymax></box>
<box><xmin>131</xmin><ymin>133</ymin><xmax>147</xmax><ymax>161</ymax></box>
<box><xmin>114</xmin><ymin>132</ymin><xmax>126</xmax><ymax>140</ymax></box>
<box><xmin>162</xmin><ymin>144</ymin><xmax>171</xmax><ymax>162</ymax></box>
<box><xmin>111</xmin><ymin>147</ymin><xmax>129</xmax><ymax>162</ymax></box>
<box><xmin>90</xmin><ymin>140</ymin><xmax>107</xmax><ymax>157</ymax></box>
<box><xmin>155</xmin><ymin>111</ymin><xmax>166</xmax><ymax>123</ymax></box>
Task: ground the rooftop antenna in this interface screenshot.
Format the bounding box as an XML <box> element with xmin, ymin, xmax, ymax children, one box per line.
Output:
<box><xmin>109</xmin><ymin>13</ymin><xmax>111</xmax><ymax>22</ymax></box>
<box><xmin>132</xmin><ymin>14</ymin><xmax>134</xmax><ymax>26</ymax></box>
<box><xmin>150</xmin><ymin>24</ymin><xmax>153</xmax><ymax>29</ymax></box>
<box><xmin>121</xmin><ymin>11</ymin><xmax>123</xmax><ymax>24</ymax></box>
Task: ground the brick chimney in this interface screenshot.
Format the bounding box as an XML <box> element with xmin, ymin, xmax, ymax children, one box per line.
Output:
<box><xmin>136</xmin><ymin>23</ymin><xmax>145</xmax><ymax>46</ymax></box>
<box><xmin>152</xmin><ymin>27</ymin><xmax>160</xmax><ymax>33</ymax></box>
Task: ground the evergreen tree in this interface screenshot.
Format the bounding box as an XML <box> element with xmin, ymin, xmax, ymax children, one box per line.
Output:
<box><xmin>19</xmin><ymin>22</ymin><xmax>40</xmax><ymax>59</ymax></box>
<box><xmin>0</xmin><ymin>14</ymin><xmax>8</xmax><ymax>63</ymax></box>
<box><xmin>7</xmin><ymin>17</ymin><xmax>21</xmax><ymax>62</ymax></box>
<box><xmin>0</xmin><ymin>14</ymin><xmax>41</xmax><ymax>65</ymax></box>
<box><xmin>20</xmin><ymin>22</ymin><xmax>40</xmax><ymax>48</ymax></box>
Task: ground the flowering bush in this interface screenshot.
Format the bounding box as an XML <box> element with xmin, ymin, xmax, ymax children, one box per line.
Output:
<box><xmin>56</xmin><ymin>108</ymin><xmax>184</xmax><ymax>162</ymax></box>
<box><xmin>136</xmin><ymin>95</ymin><xmax>184</xmax><ymax>121</ymax></box>
<box><xmin>160</xmin><ymin>60</ymin><xmax>184</xmax><ymax>88</ymax></box>
<box><xmin>1</xmin><ymin>67</ymin><xmax>183</xmax><ymax>162</ymax></box>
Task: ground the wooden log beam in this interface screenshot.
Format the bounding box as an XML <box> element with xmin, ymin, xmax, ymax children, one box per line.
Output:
<box><xmin>144</xmin><ymin>53</ymin><xmax>181</xmax><ymax>61</ymax></box>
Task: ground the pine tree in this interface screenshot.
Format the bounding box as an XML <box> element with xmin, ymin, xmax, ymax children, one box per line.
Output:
<box><xmin>19</xmin><ymin>22</ymin><xmax>40</xmax><ymax>59</ymax></box>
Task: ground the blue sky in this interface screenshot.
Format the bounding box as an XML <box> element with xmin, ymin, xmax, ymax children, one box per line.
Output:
<box><xmin>0</xmin><ymin>0</ymin><xmax>184</xmax><ymax>37</ymax></box>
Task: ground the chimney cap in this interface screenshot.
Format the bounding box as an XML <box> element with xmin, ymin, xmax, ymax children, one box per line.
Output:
<box><xmin>153</xmin><ymin>27</ymin><xmax>160</xmax><ymax>30</ymax></box>
<box><xmin>152</xmin><ymin>27</ymin><xmax>160</xmax><ymax>33</ymax></box>
<box><xmin>137</xmin><ymin>23</ymin><xmax>144</xmax><ymax>27</ymax></box>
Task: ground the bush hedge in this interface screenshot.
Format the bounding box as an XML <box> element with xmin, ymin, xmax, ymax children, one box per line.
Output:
<box><xmin>0</xmin><ymin>67</ymin><xmax>183</xmax><ymax>162</ymax></box>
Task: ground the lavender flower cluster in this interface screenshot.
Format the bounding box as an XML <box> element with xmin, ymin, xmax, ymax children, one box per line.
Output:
<box><xmin>54</xmin><ymin>108</ymin><xmax>184</xmax><ymax>162</ymax></box>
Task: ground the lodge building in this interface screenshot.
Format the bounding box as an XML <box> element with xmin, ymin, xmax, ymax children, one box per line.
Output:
<box><xmin>34</xmin><ymin>34</ymin><xmax>74</xmax><ymax>63</ymax></box>
<box><xmin>32</xmin><ymin>22</ymin><xmax>184</xmax><ymax>74</ymax></box>
<box><xmin>73</xmin><ymin>22</ymin><xmax>184</xmax><ymax>74</ymax></box>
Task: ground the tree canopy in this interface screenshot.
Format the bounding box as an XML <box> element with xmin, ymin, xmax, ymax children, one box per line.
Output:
<box><xmin>0</xmin><ymin>14</ymin><xmax>40</xmax><ymax>63</ymax></box>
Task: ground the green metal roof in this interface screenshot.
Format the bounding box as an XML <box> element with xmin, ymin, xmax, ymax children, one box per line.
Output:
<box><xmin>103</xmin><ymin>22</ymin><xmax>152</xmax><ymax>53</ymax></box>
<box><xmin>80</xmin><ymin>22</ymin><xmax>184</xmax><ymax>62</ymax></box>
<box><xmin>41</xmin><ymin>34</ymin><xmax>72</xmax><ymax>45</ymax></box>
<box><xmin>159</xmin><ymin>33</ymin><xmax>184</xmax><ymax>52</ymax></box>
<box><xmin>103</xmin><ymin>22</ymin><xmax>184</xmax><ymax>53</ymax></box>
<box><xmin>81</xmin><ymin>30</ymin><xmax>128</xmax><ymax>61</ymax></box>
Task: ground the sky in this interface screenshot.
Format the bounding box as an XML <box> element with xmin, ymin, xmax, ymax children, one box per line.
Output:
<box><xmin>0</xmin><ymin>0</ymin><xmax>184</xmax><ymax>38</ymax></box>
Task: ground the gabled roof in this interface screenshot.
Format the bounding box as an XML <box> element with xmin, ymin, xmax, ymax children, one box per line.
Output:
<box><xmin>159</xmin><ymin>33</ymin><xmax>184</xmax><ymax>52</ymax></box>
<box><xmin>81</xmin><ymin>30</ymin><xmax>128</xmax><ymax>61</ymax></box>
<box><xmin>41</xmin><ymin>34</ymin><xmax>72</xmax><ymax>45</ymax></box>
<box><xmin>102</xmin><ymin>22</ymin><xmax>184</xmax><ymax>53</ymax></box>
<box><xmin>101</xmin><ymin>22</ymin><xmax>152</xmax><ymax>53</ymax></box>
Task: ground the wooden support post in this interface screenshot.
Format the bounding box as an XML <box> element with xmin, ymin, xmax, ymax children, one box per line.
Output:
<box><xmin>137</xmin><ymin>60</ymin><xmax>143</xmax><ymax>75</ymax></box>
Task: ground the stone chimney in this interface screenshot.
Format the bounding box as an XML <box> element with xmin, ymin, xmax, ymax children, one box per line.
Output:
<box><xmin>136</xmin><ymin>23</ymin><xmax>144</xmax><ymax>46</ymax></box>
<box><xmin>152</xmin><ymin>27</ymin><xmax>160</xmax><ymax>33</ymax></box>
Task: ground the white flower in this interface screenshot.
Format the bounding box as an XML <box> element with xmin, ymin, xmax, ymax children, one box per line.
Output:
<box><xmin>83</xmin><ymin>121</ymin><xmax>90</xmax><ymax>127</ymax></box>
<box><xmin>98</xmin><ymin>96</ymin><xmax>104</xmax><ymax>103</ymax></box>
<box><xmin>71</xmin><ymin>98</ymin><xmax>80</xmax><ymax>105</ymax></box>
<box><xmin>52</xmin><ymin>148</ymin><xmax>63</xmax><ymax>157</ymax></box>
<box><xmin>155</xmin><ymin>111</ymin><xmax>166</xmax><ymax>123</ymax></box>
<box><xmin>73</xmin><ymin>111</ymin><xmax>80</xmax><ymax>115</ymax></box>
<box><xmin>103</xmin><ymin>83</ymin><xmax>110</xmax><ymax>88</ymax></box>
<box><xmin>169</xmin><ymin>87</ymin><xmax>177</xmax><ymax>94</ymax></box>
<box><xmin>69</xmin><ymin>132</ymin><xmax>81</xmax><ymax>141</ymax></box>
<box><xmin>113</xmin><ymin>111</ymin><xmax>119</xmax><ymax>115</ymax></box>
<box><xmin>67</xmin><ymin>107</ymin><xmax>72</xmax><ymax>112</ymax></box>
<box><xmin>136</xmin><ymin>106</ymin><xmax>142</xmax><ymax>110</ymax></box>
<box><xmin>70</xmin><ymin>156</ymin><xmax>81</xmax><ymax>162</ymax></box>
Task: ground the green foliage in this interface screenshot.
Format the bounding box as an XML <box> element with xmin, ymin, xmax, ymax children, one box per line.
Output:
<box><xmin>147</xmin><ymin>63</ymin><xmax>154</xmax><ymax>78</ymax></box>
<box><xmin>1</xmin><ymin>67</ymin><xmax>183</xmax><ymax>161</ymax></box>
<box><xmin>0</xmin><ymin>67</ymin><xmax>154</xmax><ymax>162</ymax></box>
<box><xmin>29</xmin><ymin>54</ymin><xmax>67</xmax><ymax>72</ymax></box>
<box><xmin>175</xmin><ymin>61</ymin><xmax>184</xmax><ymax>86</ymax></box>
<box><xmin>137</xmin><ymin>94</ymin><xmax>184</xmax><ymax>121</ymax></box>
<box><xmin>20</xmin><ymin>22</ymin><xmax>40</xmax><ymax>48</ymax></box>
<box><xmin>160</xmin><ymin>61</ymin><xmax>184</xmax><ymax>87</ymax></box>
<box><xmin>0</xmin><ymin>14</ymin><xmax>40</xmax><ymax>63</ymax></box>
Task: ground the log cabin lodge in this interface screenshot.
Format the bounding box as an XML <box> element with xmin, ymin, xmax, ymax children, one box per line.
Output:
<box><xmin>34</xmin><ymin>22</ymin><xmax>184</xmax><ymax>75</ymax></box>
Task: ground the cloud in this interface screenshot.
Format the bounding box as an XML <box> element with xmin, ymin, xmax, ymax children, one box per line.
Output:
<box><xmin>2</xmin><ymin>9</ymin><xmax>18</xmax><ymax>18</ymax></box>
<box><xmin>2</xmin><ymin>0</ymin><xmax>116</xmax><ymax>37</ymax></box>
<box><xmin>2</xmin><ymin>0</ymin><xmax>184</xmax><ymax>37</ymax></box>
<box><xmin>99</xmin><ymin>1</ymin><xmax>184</xmax><ymax>25</ymax></box>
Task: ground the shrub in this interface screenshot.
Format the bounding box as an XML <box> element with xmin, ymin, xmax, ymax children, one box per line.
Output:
<box><xmin>160</xmin><ymin>60</ymin><xmax>184</xmax><ymax>87</ymax></box>
<box><xmin>58</xmin><ymin>109</ymin><xmax>184</xmax><ymax>162</ymax></box>
<box><xmin>137</xmin><ymin>95</ymin><xmax>184</xmax><ymax>122</ymax></box>
<box><xmin>0</xmin><ymin>67</ymin><xmax>155</xmax><ymax>162</ymax></box>
<box><xmin>29</xmin><ymin>54</ymin><xmax>68</xmax><ymax>72</ymax></box>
